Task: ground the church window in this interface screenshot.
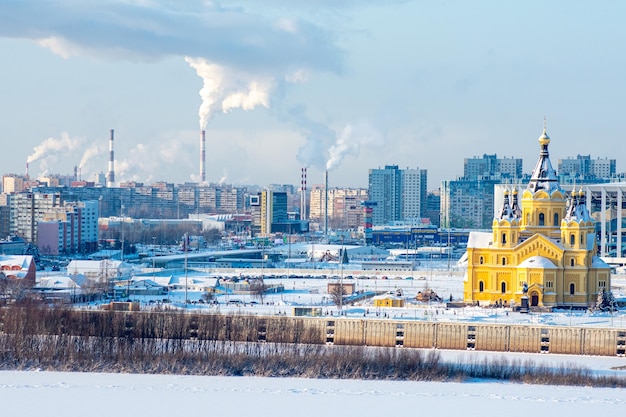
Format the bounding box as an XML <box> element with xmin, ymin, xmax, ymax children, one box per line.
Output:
<box><xmin>599</xmin><ymin>280</ymin><xmax>606</xmax><ymax>288</ymax></box>
<box><xmin>501</xmin><ymin>282</ymin><xmax>506</xmax><ymax>294</ymax></box>
<box><xmin>554</xmin><ymin>213</ymin><xmax>559</xmax><ymax>226</ymax></box>
<box><xmin>546</xmin><ymin>281</ymin><xmax>553</xmax><ymax>288</ymax></box>
<box><xmin>479</xmin><ymin>281</ymin><xmax>484</xmax><ymax>292</ymax></box>
<box><xmin>580</xmin><ymin>234</ymin><xmax>584</xmax><ymax>244</ymax></box>
<box><xmin>502</xmin><ymin>257</ymin><xmax>506</xmax><ymax>265</ymax></box>
<box><xmin>570</xmin><ymin>234</ymin><xmax>575</xmax><ymax>246</ymax></box>
<box><xmin>526</xmin><ymin>213</ymin><xmax>530</xmax><ymax>224</ymax></box>
<box><xmin>479</xmin><ymin>256</ymin><xmax>484</xmax><ymax>265</ymax></box>
<box><xmin>569</xmin><ymin>283</ymin><xmax>575</xmax><ymax>295</ymax></box>
<box><xmin>570</xmin><ymin>258</ymin><xmax>575</xmax><ymax>267</ymax></box>
<box><xmin>502</xmin><ymin>233</ymin><xmax>507</xmax><ymax>244</ymax></box>
<box><xmin>539</xmin><ymin>213</ymin><xmax>545</xmax><ymax>226</ymax></box>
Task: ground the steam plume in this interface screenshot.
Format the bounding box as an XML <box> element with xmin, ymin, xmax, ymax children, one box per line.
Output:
<box><xmin>326</xmin><ymin>121</ymin><xmax>384</xmax><ymax>171</ymax></box>
<box><xmin>185</xmin><ymin>56</ymin><xmax>273</xmax><ymax>130</ymax></box>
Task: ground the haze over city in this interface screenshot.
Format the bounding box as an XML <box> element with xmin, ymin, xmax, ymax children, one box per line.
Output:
<box><xmin>1</xmin><ymin>1</ymin><xmax>624</xmax><ymax>189</ymax></box>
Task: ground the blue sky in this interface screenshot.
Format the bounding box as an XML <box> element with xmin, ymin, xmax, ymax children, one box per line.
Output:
<box><xmin>0</xmin><ymin>0</ymin><xmax>624</xmax><ymax>190</ymax></box>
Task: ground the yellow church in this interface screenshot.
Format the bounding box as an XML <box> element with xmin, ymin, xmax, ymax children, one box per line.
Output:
<box><xmin>463</xmin><ymin>125</ymin><xmax>611</xmax><ymax>308</ymax></box>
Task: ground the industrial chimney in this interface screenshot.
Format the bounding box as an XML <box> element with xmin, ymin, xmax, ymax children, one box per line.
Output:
<box><xmin>106</xmin><ymin>129</ymin><xmax>115</xmax><ymax>187</ymax></box>
<box><xmin>300</xmin><ymin>167</ymin><xmax>307</xmax><ymax>221</ymax></box>
<box><xmin>200</xmin><ymin>130</ymin><xmax>206</xmax><ymax>183</ymax></box>
<box><xmin>324</xmin><ymin>169</ymin><xmax>329</xmax><ymax>238</ymax></box>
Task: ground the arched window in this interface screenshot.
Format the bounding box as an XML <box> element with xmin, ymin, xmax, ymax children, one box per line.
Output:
<box><xmin>526</xmin><ymin>213</ymin><xmax>530</xmax><ymax>225</ymax></box>
<box><xmin>479</xmin><ymin>281</ymin><xmax>484</xmax><ymax>292</ymax></box>
<box><xmin>502</xmin><ymin>257</ymin><xmax>506</xmax><ymax>266</ymax></box>
<box><xmin>501</xmin><ymin>282</ymin><xmax>506</xmax><ymax>294</ymax></box>
<box><xmin>479</xmin><ymin>256</ymin><xmax>484</xmax><ymax>265</ymax></box>
<box><xmin>554</xmin><ymin>213</ymin><xmax>559</xmax><ymax>226</ymax></box>
<box><xmin>539</xmin><ymin>213</ymin><xmax>545</xmax><ymax>226</ymax></box>
<box><xmin>570</xmin><ymin>234</ymin><xmax>575</xmax><ymax>245</ymax></box>
<box><xmin>502</xmin><ymin>233</ymin><xmax>507</xmax><ymax>244</ymax></box>
<box><xmin>580</xmin><ymin>234</ymin><xmax>584</xmax><ymax>244</ymax></box>
<box><xmin>569</xmin><ymin>283</ymin><xmax>575</xmax><ymax>295</ymax></box>
<box><xmin>570</xmin><ymin>258</ymin><xmax>575</xmax><ymax>267</ymax></box>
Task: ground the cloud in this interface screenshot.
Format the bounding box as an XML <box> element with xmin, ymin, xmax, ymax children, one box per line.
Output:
<box><xmin>0</xmin><ymin>0</ymin><xmax>343</xmax><ymax>74</ymax></box>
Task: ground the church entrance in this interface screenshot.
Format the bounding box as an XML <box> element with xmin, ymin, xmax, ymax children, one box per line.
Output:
<box><xmin>530</xmin><ymin>292</ymin><xmax>539</xmax><ymax>307</ymax></box>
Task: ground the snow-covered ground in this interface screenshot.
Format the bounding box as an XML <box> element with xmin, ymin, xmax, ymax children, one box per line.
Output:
<box><xmin>2</xmin><ymin>368</ymin><xmax>625</xmax><ymax>417</ymax></box>
<box><xmin>13</xmin><ymin>263</ymin><xmax>626</xmax><ymax>413</ymax></box>
<box><xmin>122</xmin><ymin>263</ymin><xmax>626</xmax><ymax>329</ymax></box>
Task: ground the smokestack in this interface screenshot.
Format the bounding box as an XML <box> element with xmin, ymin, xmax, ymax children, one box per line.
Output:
<box><xmin>300</xmin><ymin>167</ymin><xmax>307</xmax><ymax>221</ymax></box>
<box><xmin>325</xmin><ymin>169</ymin><xmax>329</xmax><ymax>238</ymax></box>
<box><xmin>200</xmin><ymin>130</ymin><xmax>206</xmax><ymax>183</ymax></box>
<box><xmin>26</xmin><ymin>162</ymin><xmax>29</xmax><ymax>179</ymax></box>
<box><xmin>106</xmin><ymin>129</ymin><xmax>115</xmax><ymax>187</ymax></box>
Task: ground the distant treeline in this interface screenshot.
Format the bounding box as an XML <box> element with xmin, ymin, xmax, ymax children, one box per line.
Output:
<box><xmin>0</xmin><ymin>303</ymin><xmax>624</xmax><ymax>387</ymax></box>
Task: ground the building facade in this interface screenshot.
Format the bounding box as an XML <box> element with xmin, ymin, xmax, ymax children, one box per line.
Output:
<box><xmin>368</xmin><ymin>165</ymin><xmax>427</xmax><ymax>226</ymax></box>
<box><xmin>309</xmin><ymin>186</ymin><xmax>368</xmax><ymax>230</ymax></box>
<box><xmin>464</xmin><ymin>154</ymin><xmax>523</xmax><ymax>180</ymax></box>
<box><xmin>463</xmin><ymin>126</ymin><xmax>611</xmax><ymax>308</ymax></box>
<box><xmin>558</xmin><ymin>155</ymin><xmax>616</xmax><ymax>180</ymax></box>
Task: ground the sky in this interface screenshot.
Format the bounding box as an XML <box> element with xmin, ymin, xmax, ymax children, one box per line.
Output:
<box><xmin>1</xmin><ymin>1</ymin><xmax>625</xmax><ymax>190</ymax></box>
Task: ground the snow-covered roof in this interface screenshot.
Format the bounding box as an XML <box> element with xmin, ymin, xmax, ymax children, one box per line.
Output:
<box><xmin>0</xmin><ymin>255</ymin><xmax>34</xmax><ymax>270</ymax></box>
<box><xmin>518</xmin><ymin>256</ymin><xmax>557</xmax><ymax>269</ymax></box>
<box><xmin>467</xmin><ymin>232</ymin><xmax>492</xmax><ymax>249</ymax></box>
<box><xmin>592</xmin><ymin>256</ymin><xmax>611</xmax><ymax>269</ymax></box>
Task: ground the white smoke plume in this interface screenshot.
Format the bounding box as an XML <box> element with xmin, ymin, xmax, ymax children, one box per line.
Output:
<box><xmin>78</xmin><ymin>143</ymin><xmax>102</xmax><ymax>170</ymax></box>
<box><xmin>27</xmin><ymin>132</ymin><xmax>83</xmax><ymax>164</ymax></box>
<box><xmin>326</xmin><ymin>121</ymin><xmax>384</xmax><ymax>171</ymax></box>
<box><xmin>185</xmin><ymin>56</ymin><xmax>273</xmax><ymax>130</ymax></box>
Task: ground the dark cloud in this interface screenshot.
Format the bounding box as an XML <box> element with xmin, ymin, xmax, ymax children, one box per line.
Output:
<box><xmin>0</xmin><ymin>0</ymin><xmax>344</xmax><ymax>74</ymax></box>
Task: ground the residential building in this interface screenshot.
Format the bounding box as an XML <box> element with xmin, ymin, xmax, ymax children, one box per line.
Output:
<box><xmin>558</xmin><ymin>155</ymin><xmax>616</xmax><ymax>181</ymax></box>
<box><xmin>368</xmin><ymin>165</ymin><xmax>427</xmax><ymax>226</ymax></box>
<box><xmin>464</xmin><ymin>154</ymin><xmax>522</xmax><ymax>180</ymax></box>
<box><xmin>309</xmin><ymin>186</ymin><xmax>368</xmax><ymax>230</ymax></box>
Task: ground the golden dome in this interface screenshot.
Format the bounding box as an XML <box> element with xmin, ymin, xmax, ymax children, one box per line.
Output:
<box><xmin>538</xmin><ymin>126</ymin><xmax>550</xmax><ymax>146</ymax></box>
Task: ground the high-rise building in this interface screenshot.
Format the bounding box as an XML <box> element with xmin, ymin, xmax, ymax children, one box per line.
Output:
<box><xmin>558</xmin><ymin>155</ymin><xmax>616</xmax><ymax>181</ymax></box>
<box><xmin>10</xmin><ymin>191</ymin><xmax>63</xmax><ymax>243</ymax></box>
<box><xmin>249</xmin><ymin>190</ymin><xmax>288</xmax><ymax>235</ymax></box>
<box><xmin>464</xmin><ymin>154</ymin><xmax>522</xmax><ymax>180</ymax></box>
<box><xmin>30</xmin><ymin>200</ymin><xmax>98</xmax><ymax>255</ymax></box>
<box><xmin>368</xmin><ymin>165</ymin><xmax>427</xmax><ymax>226</ymax></box>
<box><xmin>309</xmin><ymin>186</ymin><xmax>368</xmax><ymax>230</ymax></box>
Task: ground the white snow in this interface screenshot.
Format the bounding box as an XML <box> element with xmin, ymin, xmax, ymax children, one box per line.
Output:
<box><xmin>1</xmin><ymin>367</ymin><xmax>625</xmax><ymax>417</ymax></box>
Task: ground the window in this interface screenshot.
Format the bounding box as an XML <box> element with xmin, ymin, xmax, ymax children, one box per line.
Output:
<box><xmin>479</xmin><ymin>281</ymin><xmax>484</xmax><ymax>292</ymax></box>
<box><xmin>502</xmin><ymin>233</ymin><xmax>507</xmax><ymax>244</ymax></box>
<box><xmin>539</xmin><ymin>213</ymin><xmax>545</xmax><ymax>226</ymax></box>
<box><xmin>570</xmin><ymin>258</ymin><xmax>575</xmax><ymax>267</ymax></box>
<box><xmin>569</xmin><ymin>283</ymin><xmax>575</xmax><ymax>295</ymax></box>
<box><xmin>502</xmin><ymin>257</ymin><xmax>506</xmax><ymax>265</ymax></box>
<box><xmin>599</xmin><ymin>280</ymin><xmax>606</xmax><ymax>288</ymax></box>
<box><xmin>570</xmin><ymin>234</ymin><xmax>575</xmax><ymax>246</ymax></box>
<box><xmin>554</xmin><ymin>213</ymin><xmax>559</xmax><ymax>226</ymax></box>
<box><xmin>501</xmin><ymin>282</ymin><xmax>506</xmax><ymax>294</ymax></box>
<box><xmin>479</xmin><ymin>256</ymin><xmax>484</xmax><ymax>265</ymax></box>
<box><xmin>546</xmin><ymin>281</ymin><xmax>553</xmax><ymax>289</ymax></box>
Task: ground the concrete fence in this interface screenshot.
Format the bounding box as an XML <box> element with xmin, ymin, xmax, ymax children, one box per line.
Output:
<box><xmin>164</xmin><ymin>313</ymin><xmax>626</xmax><ymax>357</ymax></box>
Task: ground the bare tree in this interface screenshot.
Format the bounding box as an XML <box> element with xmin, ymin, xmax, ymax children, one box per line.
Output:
<box><xmin>249</xmin><ymin>277</ymin><xmax>268</xmax><ymax>305</ymax></box>
<box><xmin>329</xmin><ymin>284</ymin><xmax>347</xmax><ymax>310</ymax></box>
